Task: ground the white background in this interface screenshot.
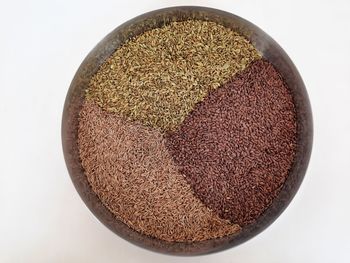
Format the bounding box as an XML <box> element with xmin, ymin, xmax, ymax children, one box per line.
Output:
<box><xmin>1</xmin><ymin>0</ymin><xmax>349</xmax><ymax>262</ymax></box>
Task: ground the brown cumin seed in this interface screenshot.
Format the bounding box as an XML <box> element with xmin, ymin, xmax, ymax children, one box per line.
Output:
<box><xmin>86</xmin><ymin>20</ymin><xmax>261</xmax><ymax>131</ymax></box>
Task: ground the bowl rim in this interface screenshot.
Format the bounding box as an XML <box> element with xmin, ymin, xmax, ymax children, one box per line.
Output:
<box><xmin>62</xmin><ymin>5</ymin><xmax>313</xmax><ymax>256</ymax></box>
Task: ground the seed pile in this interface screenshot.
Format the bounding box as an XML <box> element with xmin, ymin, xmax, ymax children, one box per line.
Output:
<box><xmin>78</xmin><ymin>101</ymin><xmax>241</xmax><ymax>242</ymax></box>
<box><xmin>166</xmin><ymin>60</ymin><xmax>297</xmax><ymax>226</ymax></box>
<box><xmin>77</xmin><ymin>19</ymin><xmax>298</xmax><ymax>242</ymax></box>
<box><xmin>86</xmin><ymin>20</ymin><xmax>260</xmax><ymax>131</ymax></box>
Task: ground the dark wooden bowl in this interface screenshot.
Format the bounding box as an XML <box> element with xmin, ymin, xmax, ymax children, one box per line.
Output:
<box><xmin>62</xmin><ymin>6</ymin><xmax>313</xmax><ymax>255</ymax></box>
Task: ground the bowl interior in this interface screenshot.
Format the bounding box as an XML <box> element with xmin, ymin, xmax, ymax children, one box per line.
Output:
<box><xmin>62</xmin><ymin>6</ymin><xmax>312</xmax><ymax>255</ymax></box>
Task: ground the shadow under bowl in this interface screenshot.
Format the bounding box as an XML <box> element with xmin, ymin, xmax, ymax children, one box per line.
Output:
<box><xmin>62</xmin><ymin>6</ymin><xmax>313</xmax><ymax>256</ymax></box>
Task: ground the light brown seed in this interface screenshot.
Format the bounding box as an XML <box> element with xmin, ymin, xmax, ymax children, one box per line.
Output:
<box><xmin>78</xmin><ymin>101</ymin><xmax>241</xmax><ymax>242</ymax></box>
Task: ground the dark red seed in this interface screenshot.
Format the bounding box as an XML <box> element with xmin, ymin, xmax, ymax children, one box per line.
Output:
<box><xmin>165</xmin><ymin>59</ymin><xmax>297</xmax><ymax>226</ymax></box>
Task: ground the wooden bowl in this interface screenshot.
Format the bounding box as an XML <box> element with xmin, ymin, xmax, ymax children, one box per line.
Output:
<box><xmin>62</xmin><ymin>6</ymin><xmax>313</xmax><ymax>255</ymax></box>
